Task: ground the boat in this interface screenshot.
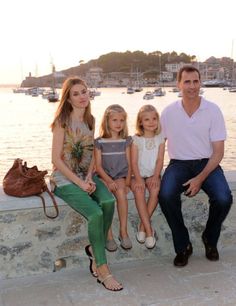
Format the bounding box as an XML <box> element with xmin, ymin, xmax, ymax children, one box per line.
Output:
<box><xmin>12</xmin><ymin>87</ymin><xmax>26</xmax><ymax>93</ymax></box>
<box><xmin>171</xmin><ymin>87</ymin><xmax>180</xmax><ymax>93</ymax></box>
<box><xmin>31</xmin><ymin>87</ymin><xmax>43</xmax><ymax>97</ymax></box>
<box><xmin>127</xmin><ymin>87</ymin><xmax>135</xmax><ymax>94</ymax></box>
<box><xmin>202</xmin><ymin>80</ymin><xmax>227</xmax><ymax>87</ymax></box>
<box><xmin>24</xmin><ymin>87</ymin><xmax>40</xmax><ymax>96</ymax></box>
<box><xmin>47</xmin><ymin>89</ymin><xmax>59</xmax><ymax>102</ymax></box>
<box><xmin>89</xmin><ymin>88</ymin><xmax>101</xmax><ymax>99</ymax></box>
<box><xmin>47</xmin><ymin>62</ymin><xmax>59</xmax><ymax>102</ymax></box>
<box><xmin>143</xmin><ymin>91</ymin><xmax>154</xmax><ymax>100</ymax></box>
<box><xmin>134</xmin><ymin>84</ymin><xmax>143</xmax><ymax>92</ymax></box>
<box><xmin>153</xmin><ymin>87</ymin><xmax>166</xmax><ymax>96</ymax></box>
<box><xmin>229</xmin><ymin>87</ymin><xmax>236</xmax><ymax>92</ymax></box>
<box><xmin>133</xmin><ymin>70</ymin><xmax>143</xmax><ymax>92</ymax></box>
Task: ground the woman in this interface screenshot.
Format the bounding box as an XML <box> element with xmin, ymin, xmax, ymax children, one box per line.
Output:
<box><xmin>50</xmin><ymin>77</ymin><xmax>123</xmax><ymax>291</ymax></box>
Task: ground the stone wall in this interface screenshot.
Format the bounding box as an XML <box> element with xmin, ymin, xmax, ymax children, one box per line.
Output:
<box><xmin>0</xmin><ymin>173</ymin><xmax>235</xmax><ymax>280</ymax></box>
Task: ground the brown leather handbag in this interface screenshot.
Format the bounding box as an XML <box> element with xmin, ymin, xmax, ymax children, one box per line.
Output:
<box><xmin>3</xmin><ymin>158</ymin><xmax>59</xmax><ymax>219</ymax></box>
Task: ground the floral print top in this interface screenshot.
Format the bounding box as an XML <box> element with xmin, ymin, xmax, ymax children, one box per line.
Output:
<box><xmin>51</xmin><ymin>121</ymin><xmax>94</xmax><ymax>188</ymax></box>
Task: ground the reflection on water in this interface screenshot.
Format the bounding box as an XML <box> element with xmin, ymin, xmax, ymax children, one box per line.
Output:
<box><xmin>0</xmin><ymin>87</ymin><xmax>235</xmax><ymax>181</ymax></box>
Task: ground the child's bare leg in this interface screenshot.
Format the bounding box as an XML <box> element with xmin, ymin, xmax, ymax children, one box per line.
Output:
<box><xmin>107</xmin><ymin>227</ymin><xmax>114</xmax><ymax>241</ymax></box>
<box><xmin>113</xmin><ymin>178</ymin><xmax>129</xmax><ymax>238</ymax></box>
<box><xmin>146</xmin><ymin>186</ymin><xmax>159</xmax><ymax>219</ymax></box>
<box><xmin>131</xmin><ymin>178</ymin><xmax>152</xmax><ymax>237</ymax></box>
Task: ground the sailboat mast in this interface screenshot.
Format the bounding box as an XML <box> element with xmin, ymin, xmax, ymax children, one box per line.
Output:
<box><xmin>231</xmin><ymin>39</ymin><xmax>235</xmax><ymax>86</ymax></box>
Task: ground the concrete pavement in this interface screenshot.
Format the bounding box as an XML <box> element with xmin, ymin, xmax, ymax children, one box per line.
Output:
<box><xmin>1</xmin><ymin>246</ymin><xmax>236</xmax><ymax>306</ymax></box>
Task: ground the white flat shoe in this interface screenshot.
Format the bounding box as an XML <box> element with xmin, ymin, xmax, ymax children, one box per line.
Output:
<box><xmin>136</xmin><ymin>231</ymin><xmax>146</xmax><ymax>244</ymax></box>
<box><xmin>145</xmin><ymin>236</ymin><xmax>156</xmax><ymax>249</ymax></box>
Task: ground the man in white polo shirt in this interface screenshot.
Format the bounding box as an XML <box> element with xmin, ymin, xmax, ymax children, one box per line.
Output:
<box><xmin>159</xmin><ymin>65</ymin><xmax>233</xmax><ymax>267</ymax></box>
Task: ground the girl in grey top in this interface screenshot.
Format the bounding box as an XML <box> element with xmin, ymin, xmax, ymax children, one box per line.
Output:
<box><xmin>95</xmin><ymin>104</ymin><xmax>132</xmax><ymax>251</ymax></box>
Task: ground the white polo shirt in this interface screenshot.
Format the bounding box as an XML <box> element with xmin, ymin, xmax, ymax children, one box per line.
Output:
<box><xmin>160</xmin><ymin>98</ymin><xmax>226</xmax><ymax>160</ymax></box>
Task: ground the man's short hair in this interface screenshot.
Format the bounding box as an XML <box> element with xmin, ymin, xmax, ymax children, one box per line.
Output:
<box><xmin>177</xmin><ymin>65</ymin><xmax>201</xmax><ymax>82</ymax></box>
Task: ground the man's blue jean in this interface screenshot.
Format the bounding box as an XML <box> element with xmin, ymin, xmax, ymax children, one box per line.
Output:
<box><xmin>159</xmin><ymin>159</ymin><xmax>233</xmax><ymax>254</ymax></box>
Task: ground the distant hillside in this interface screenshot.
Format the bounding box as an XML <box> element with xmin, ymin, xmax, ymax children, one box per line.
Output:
<box><xmin>21</xmin><ymin>50</ymin><xmax>196</xmax><ymax>87</ymax></box>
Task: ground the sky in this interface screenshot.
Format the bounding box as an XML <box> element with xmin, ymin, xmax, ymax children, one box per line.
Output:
<box><xmin>1</xmin><ymin>0</ymin><xmax>236</xmax><ymax>84</ymax></box>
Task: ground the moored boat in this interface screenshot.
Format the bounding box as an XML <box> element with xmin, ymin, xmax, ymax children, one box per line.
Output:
<box><xmin>47</xmin><ymin>89</ymin><xmax>59</xmax><ymax>102</ymax></box>
<box><xmin>127</xmin><ymin>87</ymin><xmax>135</xmax><ymax>94</ymax></box>
<box><xmin>153</xmin><ymin>87</ymin><xmax>166</xmax><ymax>96</ymax></box>
<box><xmin>89</xmin><ymin>88</ymin><xmax>101</xmax><ymax>99</ymax></box>
<box><xmin>12</xmin><ymin>87</ymin><xmax>26</xmax><ymax>93</ymax></box>
<box><xmin>143</xmin><ymin>91</ymin><xmax>154</xmax><ymax>100</ymax></box>
<box><xmin>229</xmin><ymin>87</ymin><xmax>236</xmax><ymax>92</ymax></box>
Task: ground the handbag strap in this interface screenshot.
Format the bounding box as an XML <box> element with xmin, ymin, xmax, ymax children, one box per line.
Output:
<box><xmin>37</xmin><ymin>185</ymin><xmax>59</xmax><ymax>219</ymax></box>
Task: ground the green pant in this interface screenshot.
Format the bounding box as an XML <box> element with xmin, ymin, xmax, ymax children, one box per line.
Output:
<box><xmin>54</xmin><ymin>175</ymin><xmax>115</xmax><ymax>267</ymax></box>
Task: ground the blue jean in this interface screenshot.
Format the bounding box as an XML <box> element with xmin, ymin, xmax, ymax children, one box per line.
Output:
<box><xmin>159</xmin><ymin>159</ymin><xmax>233</xmax><ymax>254</ymax></box>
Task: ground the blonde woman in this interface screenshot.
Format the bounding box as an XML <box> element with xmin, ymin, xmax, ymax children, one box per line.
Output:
<box><xmin>131</xmin><ymin>104</ymin><xmax>165</xmax><ymax>249</ymax></box>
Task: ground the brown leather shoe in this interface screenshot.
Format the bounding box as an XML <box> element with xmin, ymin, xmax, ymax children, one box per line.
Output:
<box><xmin>173</xmin><ymin>243</ymin><xmax>193</xmax><ymax>267</ymax></box>
<box><xmin>202</xmin><ymin>234</ymin><xmax>219</xmax><ymax>261</ymax></box>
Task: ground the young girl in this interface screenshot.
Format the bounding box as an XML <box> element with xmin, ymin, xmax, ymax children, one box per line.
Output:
<box><xmin>131</xmin><ymin>104</ymin><xmax>165</xmax><ymax>249</ymax></box>
<box><xmin>50</xmin><ymin>77</ymin><xmax>122</xmax><ymax>291</ymax></box>
<box><xmin>94</xmin><ymin>104</ymin><xmax>132</xmax><ymax>251</ymax></box>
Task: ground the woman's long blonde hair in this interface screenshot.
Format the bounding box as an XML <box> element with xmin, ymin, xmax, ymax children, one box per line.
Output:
<box><xmin>51</xmin><ymin>77</ymin><xmax>94</xmax><ymax>131</ymax></box>
<box><xmin>135</xmin><ymin>104</ymin><xmax>161</xmax><ymax>136</ymax></box>
<box><xmin>99</xmin><ymin>104</ymin><xmax>128</xmax><ymax>138</ymax></box>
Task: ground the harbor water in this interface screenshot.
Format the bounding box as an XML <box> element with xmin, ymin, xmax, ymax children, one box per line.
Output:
<box><xmin>0</xmin><ymin>87</ymin><xmax>235</xmax><ymax>182</ymax></box>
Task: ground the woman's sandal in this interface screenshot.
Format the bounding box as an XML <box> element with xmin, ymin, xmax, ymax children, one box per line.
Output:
<box><xmin>97</xmin><ymin>274</ymin><xmax>123</xmax><ymax>291</ymax></box>
<box><xmin>85</xmin><ymin>245</ymin><xmax>98</xmax><ymax>278</ymax></box>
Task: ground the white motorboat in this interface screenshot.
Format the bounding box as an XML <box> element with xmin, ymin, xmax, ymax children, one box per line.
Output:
<box><xmin>127</xmin><ymin>87</ymin><xmax>135</xmax><ymax>94</ymax></box>
<box><xmin>12</xmin><ymin>87</ymin><xmax>26</xmax><ymax>93</ymax></box>
<box><xmin>229</xmin><ymin>87</ymin><xmax>236</xmax><ymax>92</ymax></box>
<box><xmin>89</xmin><ymin>88</ymin><xmax>101</xmax><ymax>99</ymax></box>
<box><xmin>153</xmin><ymin>87</ymin><xmax>166</xmax><ymax>96</ymax></box>
<box><xmin>171</xmin><ymin>87</ymin><xmax>180</xmax><ymax>93</ymax></box>
<box><xmin>143</xmin><ymin>91</ymin><xmax>154</xmax><ymax>100</ymax></box>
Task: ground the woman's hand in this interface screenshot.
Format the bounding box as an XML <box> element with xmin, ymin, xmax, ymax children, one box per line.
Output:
<box><xmin>79</xmin><ymin>180</ymin><xmax>96</xmax><ymax>194</ymax></box>
<box><xmin>85</xmin><ymin>175</ymin><xmax>96</xmax><ymax>194</ymax></box>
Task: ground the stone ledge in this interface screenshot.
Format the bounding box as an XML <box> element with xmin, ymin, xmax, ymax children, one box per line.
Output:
<box><xmin>1</xmin><ymin>171</ymin><xmax>235</xmax><ymax>212</ymax></box>
<box><xmin>0</xmin><ymin>171</ymin><xmax>235</xmax><ymax>280</ymax></box>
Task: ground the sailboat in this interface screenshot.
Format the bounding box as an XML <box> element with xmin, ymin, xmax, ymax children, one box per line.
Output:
<box><xmin>47</xmin><ymin>89</ymin><xmax>59</xmax><ymax>102</ymax></box>
<box><xmin>47</xmin><ymin>63</ymin><xmax>59</xmax><ymax>102</ymax></box>
<box><xmin>126</xmin><ymin>66</ymin><xmax>135</xmax><ymax>94</ymax></box>
<box><xmin>228</xmin><ymin>39</ymin><xmax>236</xmax><ymax>93</ymax></box>
<box><xmin>133</xmin><ymin>68</ymin><xmax>143</xmax><ymax>92</ymax></box>
<box><xmin>154</xmin><ymin>55</ymin><xmax>165</xmax><ymax>96</ymax></box>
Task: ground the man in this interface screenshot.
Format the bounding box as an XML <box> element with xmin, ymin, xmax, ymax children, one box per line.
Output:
<box><xmin>159</xmin><ymin>65</ymin><xmax>233</xmax><ymax>267</ymax></box>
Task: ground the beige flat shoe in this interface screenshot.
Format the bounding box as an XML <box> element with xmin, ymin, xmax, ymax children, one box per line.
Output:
<box><xmin>105</xmin><ymin>239</ymin><xmax>118</xmax><ymax>252</ymax></box>
<box><xmin>119</xmin><ymin>236</ymin><xmax>132</xmax><ymax>250</ymax></box>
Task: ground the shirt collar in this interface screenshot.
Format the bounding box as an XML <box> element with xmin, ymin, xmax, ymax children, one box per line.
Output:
<box><xmin>177</xmin><ymin>97</ymin><xmax>208</xmax><ymax>111</ymax></box>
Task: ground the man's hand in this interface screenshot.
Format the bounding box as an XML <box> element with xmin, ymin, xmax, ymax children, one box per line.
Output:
<box><xmin>183</xmin><ymin>176</ymin><xmax>203</xmax><ymax>197</ymax></box>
